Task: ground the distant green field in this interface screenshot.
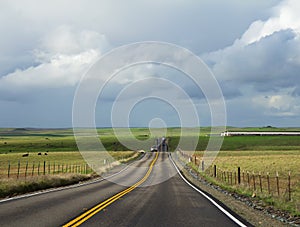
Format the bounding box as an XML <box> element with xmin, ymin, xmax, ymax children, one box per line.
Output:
<box><xmin>168</xmin><ymin>135</ymin><xmax>300</xmax><ymax>151</ymax></box>
<box><xmin>1</xmin><ymin>127</ymin><xmax>300</xmax><ymax>153</ymax></box>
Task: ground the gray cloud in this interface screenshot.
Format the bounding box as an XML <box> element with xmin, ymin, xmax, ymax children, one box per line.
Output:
<box><xmin>1</xmin><ymin>0</ymin><xmax>298</xmax><ymax>127</ymax></box>
<box><xmin>205</xmin><ymin>29</ymin><xmax>300</xmax><ymax>92</ymax></box>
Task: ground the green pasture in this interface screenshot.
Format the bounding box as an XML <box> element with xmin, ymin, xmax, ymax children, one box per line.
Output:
<box><xmin>1</xmin><ymin>128</ymin><xmax>300</xmax><ymax>154</ymax></box>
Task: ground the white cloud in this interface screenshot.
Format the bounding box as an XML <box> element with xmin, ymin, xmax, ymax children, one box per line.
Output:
<box><xmin>0</xmin><ymin>27</ymin><xmax>109</xmax><ymax>100</ymax></box>
<box><xmin>252</xmin><ymin>93</ymin><xmax>300</xmax><ymax>117</ymax></box>
<box><xmin>1</xmin><ymin>50</ymin><xmax>99</xmax><ymax>89</ymax></box>
<box><xmin>204</xmin><ymin>0</ymin><xmax>300</xmax><ymax>93</ymax></box>
<box><xmin>239</xmin><ymin>0</ymin><xmax>300</xmax><ymax>45</ymax></box>
<box><xmin>198</xmin><ymin>0</ymin><xmax>300</xmax><ymax>124</ymax></box>
<box><xmin>39</xmin><ymin>26</ymin><xmax>110</xmax><ymax>56</ymax></box>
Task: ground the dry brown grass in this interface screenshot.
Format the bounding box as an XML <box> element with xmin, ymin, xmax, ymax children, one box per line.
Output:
<box><xmin>178</xmin><ymin>150</ymin><xmax>300</xmax><ymax>216</ymax></box>
<box><xmin>0</xmin><ymin>174</ymin><xmax>91</xmax><ymax>198</ymax></box>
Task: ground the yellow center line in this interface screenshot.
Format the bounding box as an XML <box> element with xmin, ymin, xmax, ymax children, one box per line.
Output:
<box><xmin>63</xmin><ymin>152</ymin><xmax>159</xmax><ymax>227</ymax></box>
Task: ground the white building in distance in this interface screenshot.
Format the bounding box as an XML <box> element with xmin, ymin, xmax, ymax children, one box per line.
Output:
<box><xmin>220</xmin><ymin>131</ymin><xmax>300</xmax><ymax>136</ymax></box>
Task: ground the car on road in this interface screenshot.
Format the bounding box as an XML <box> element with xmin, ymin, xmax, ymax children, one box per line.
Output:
<box><xmin>150</xmin><ymin>145</ymin><xmax>157</xmax><ymax>152</ymax></box>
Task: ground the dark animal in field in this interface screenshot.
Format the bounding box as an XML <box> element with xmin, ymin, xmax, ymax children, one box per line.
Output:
<box><xmin>22</xmin><ymin>153</ymin><xmax>29</xmax><ymax>157</ymax></box>
<box><xmin>38</xmin><ymin>152</ymin><xmax>42</xmax><ymax>155</ymax></box>
<box><xmin>44</xmin><ymin>153</ymin><xmax>48</xmax><ymax>155</ymax></box>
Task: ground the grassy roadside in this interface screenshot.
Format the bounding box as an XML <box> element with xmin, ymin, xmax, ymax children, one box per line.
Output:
<box><xmin>0</xmin><ymin>151</ymin><xmax>138</xmax><ymax>177</ymax></box>
<box><xmin>191</xmin><ymin>163</ymin><xmax>300</xmax><ymax>217</ymax></box>
<box><xmin>178</xmin><ymin>150</ymin><xmax>300</xmax><ymax>217</ymax></box>
<box><xmin>173</xmin><ymin>154</ymin><xmax>287</xmax><ymax>227</ymax></box>
<box><xmin>0</xmin><ymin>151</ymin><xmax>142</xmax><ymax>199</ymax></box>
<box><xmin>0</xmin><ymin>174</ymin><xmax>92</xmax><ymax>198</ymax></box>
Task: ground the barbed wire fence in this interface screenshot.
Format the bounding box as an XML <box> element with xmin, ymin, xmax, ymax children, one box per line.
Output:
<box><xmin>177</xmin><ymin>149</ymin><xmax>298</xmax><ymax>202</ymax></box>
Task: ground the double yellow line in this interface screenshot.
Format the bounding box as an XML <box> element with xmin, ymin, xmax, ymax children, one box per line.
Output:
<box><xmin>63</xmin><ymin>152</ymin><xmax>159</xmax><ymax>227</ymax></box>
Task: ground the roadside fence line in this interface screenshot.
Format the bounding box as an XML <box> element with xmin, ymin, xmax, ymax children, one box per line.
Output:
<box><xmin>177</xmin><ymin>149</ymin><xmax>294</xmax><ymax>202</ymax></box>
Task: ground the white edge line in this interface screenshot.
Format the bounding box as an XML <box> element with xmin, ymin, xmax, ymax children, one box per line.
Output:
<box><xmin>169</xmin><ymin>153</ymin><xmax>248</xmax><ymax>227</ymax></box>
<box><xmin>0</xmin><ymin>153</ymin><xmax>147</xmax><ymax>204</ymax></box>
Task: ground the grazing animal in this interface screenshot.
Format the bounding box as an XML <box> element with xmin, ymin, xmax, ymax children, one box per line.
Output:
<box><xmin>38</xmin><ymin>152</ymin><xmax>42</xmax><ymax>155</ymax></box>
<box><xmin>22</xmin><ymin>153</ymin><xmax>29</xmax><ymax>157</ymax></box>
<box><xmin>44</xmin><ymin>153</ymin><xmax>48</xmax><ymax>155</ymax></box>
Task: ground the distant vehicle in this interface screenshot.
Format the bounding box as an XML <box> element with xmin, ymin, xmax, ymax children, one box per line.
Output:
<box><xmin>150</xmin><ymin>146</ymin><xmax>157</xmax><ymax>152</ymax></box>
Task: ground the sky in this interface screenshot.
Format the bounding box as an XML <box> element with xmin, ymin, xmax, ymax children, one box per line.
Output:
<box><xmin>0</xmin><ymin>0</ymin><xmax>300</xmax><ymax>128</ymax></box>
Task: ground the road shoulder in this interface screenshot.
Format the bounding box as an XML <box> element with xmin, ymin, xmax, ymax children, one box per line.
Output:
<box><xmin>171</xmin><ymin>153</ymin><xmax>287</xmax><ymax>227</ymax></box>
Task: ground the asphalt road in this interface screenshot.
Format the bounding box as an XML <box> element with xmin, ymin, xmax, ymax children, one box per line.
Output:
<box><xmin>0</xmin><ymin>152</ymin><xmax>247</xmax><ymax>227</ymax></box>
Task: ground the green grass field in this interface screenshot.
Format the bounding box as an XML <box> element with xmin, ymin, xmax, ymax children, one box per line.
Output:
<box><xmin>1</xmin><ymin>127</ymin><xmax>300</xmax><ymax>153</ymax></box>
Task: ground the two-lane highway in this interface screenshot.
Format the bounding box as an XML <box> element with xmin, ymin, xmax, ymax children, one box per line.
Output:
<box><xmin>0</xmin><ymin>152</ymin><xmax>247</xmax><ymax>226</ymax></box>
<box><xmin>0</xmin><ymin>153</ymin><xmax>156</xmax><ymax>227</ymax></box>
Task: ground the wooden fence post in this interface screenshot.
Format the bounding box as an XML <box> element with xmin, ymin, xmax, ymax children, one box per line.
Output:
<box><xmin>276</xmin><ymin>172</ymin><xmax>280</xmax><ymax>196</ymax></box>
<box><xmin>288</xmin><ymin>171</ymin><xmax>291</xmax><ymax>201</ymax></box>
<box><xmin>247</xmin><ymin>171</ymin><xmax>250</xmax><ymax>188</ymax></box>
<box><xmin>213</xmin><ymin>165</ymin><xmax>216</xmax><ymax>177</ymax></box>
<box><xmin>267</xmin><ymin>172</ymin><xmax>270</xmax><ymax>194</ymax></box>
<box><xmin>43</xmin><ymin>161</ymin><xmax>46</xmax><ymax>175</ymax></box>
<box><xmin>237</xmin><ymin>167</ymin><xmax>241</xmax><ymax>184</ymax></box>
<box><xmin>259</xmin><ymin>172</ymin><xmax>262</xmax><ymax>192</ymax></box>
<box><xmin>37</xmin><ymin>161</ymin><xmax>40</xmax><ymax>175</ymax></box>
<box><xmin>252</xmin><ymin>172</ymin><xmax>256</xmax><ymax>191</ymax></box>
<box><xmin>32</xmin><ymin>161</ymin><xmax>35</xmax><ymax>176</ymax></box>
<box><xmin>25</xmin><ymin>161</ymin><xmax>28</xmax><ymax>178</ymax></box>
<box><xmin>7</xmin><ymin>161</ymin><xmax>10</xmax><ymax>178</ymax></box>
<box><xmin>17</xmin><ymin>160</ymin><xmax>20</xmax><ymax>179</ymax></box>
